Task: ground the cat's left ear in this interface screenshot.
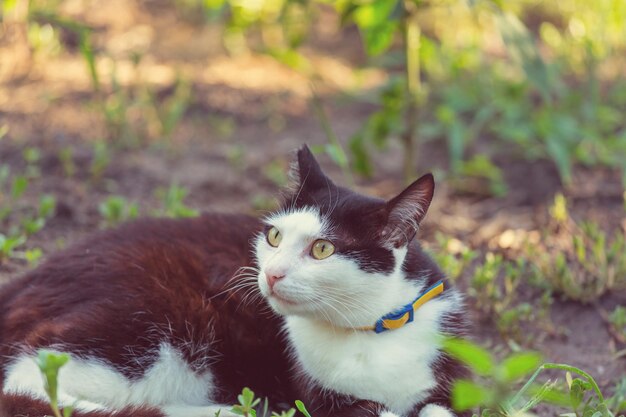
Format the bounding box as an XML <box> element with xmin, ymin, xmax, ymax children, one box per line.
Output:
<box><xmin>288</xmin><ymin>144</ymin><xmax>335</xmax><ymax>192</ymax></box>
<box><xmin>381</xmin><ymin>173</ymin><xmax>435</xmax><ymax>248</ymax></box>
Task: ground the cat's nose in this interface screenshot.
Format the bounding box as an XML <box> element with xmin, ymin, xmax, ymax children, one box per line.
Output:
<box><xmin>265</xmin><ymin>271</ymin><xmax>285</xmax><ymax>291</ymax></box>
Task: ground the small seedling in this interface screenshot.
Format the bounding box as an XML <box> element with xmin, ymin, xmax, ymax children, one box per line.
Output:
<box><xmin>251</xmin><ymin>193</ymin><xmax>279</xmax><ymax>211</ymax></box>
<box><xmin>22</xmin><ymin>216</ymin><xmax>46</xmax><ymax>235</ymax></box>
<box><xmin>231</xmin><ymin>387</ymin><xmax>261</xmax><ymax>417</ymax></box>
<box><xmin>608</xmin><ymin>306</ymin><xmax>626</xmax><ymax>341</ymax></box>
<box><xmin>0</xmin><ymin>124</ymin><xmax>8</xmax><ymax>140</ymax></box>
<box><xmin>90</xmin><ymin>141</ymin><xmax>111</xmax><ymax>181</ymax></box>
<box><xmin>0</xmin><ymin>166</ymin><xmax>56</xmax><ymax>264</ymax></box>
<box><xmin>39</xmin><ymin>194</ymin><xmax>56</xmax><ymax>218</ymax></box>
<box><xmin>37</xmin><ymin>349</ymin><xmax>73</xmax><ymax>417</ymax></box>
<box><xmin>294</xmin><ymin>401</ymin><xmax>312</xmax><ymax>417</ymax></box>
<box><xmin>0</xmin><ymin>233</ymin><xmax>27</xmax><ymax>261</ymax></box>
<box><xmin>23</xmin><ymin>146</ymin><xmax>42</xmax><ymax>178</ymax></box>
<box><xmin>155</xmin><ymin>184</ymin><xmax>198</xmax><ymax>218</ymax></box>
<box><xmin>467</xmin><ymin>253</ymin><xmax>552</xmax><ymax>342</ymax></box>
<box><xmin>151</xmin><ymin>77</ymin><xmax>192</xmax><ymax>141</ymax></box>
<box><xmin>427</xmin><ymin>233</ymin><xmax>477</xmax><ymax>282</ymax></box>
<box><xmin>58</xmin><ymin>147</ymin><xmax>76</xmax><ymax>177</ymax></box>
<box><xmin>11</xmin><ymin>175</ymin><xmax>29</xmax><ymax>200</ymax></box>
<box><xmin>606</xmin><ymin>378</ymin><xmax>626</xmax><ymax>414</ymax></box>
<box><xmin>263</xmin><ymin>160</ymin><xmax>289</xmax><ymax>187</ymax></box>
<box><xmin>25</xmin><ymin>247</ymin><xmax>44</xmax><ymax>266</ymax></box>
<box><xmin>99</xmin><ymin>196</ymin><xmax>139</xmax><ymax>227</ymax></box>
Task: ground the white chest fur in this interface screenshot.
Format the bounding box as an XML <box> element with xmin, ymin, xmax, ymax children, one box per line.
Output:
<box><xmin>285</xmin><ymin>297</ymin><xmax>455</xmax><ymax>415</ymax></box>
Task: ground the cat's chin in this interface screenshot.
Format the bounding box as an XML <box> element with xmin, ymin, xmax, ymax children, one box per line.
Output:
<box><xmin>266</xmin><ymin>294</ymin><xmax>311</xmax><ymax>317</ymax></box>
<box><xmin>269</xmin><ymin>292</ymin><xmax>298</xmax><ymax>306</ymax></box>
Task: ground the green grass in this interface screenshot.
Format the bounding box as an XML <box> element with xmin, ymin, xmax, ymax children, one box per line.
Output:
<box><xmin>527</xmin><ymin>194</ymin><xmax>626</xmax><ymax>303</ymax></box>
<box><xmin>98</xmin><ymin>196</ymin><xmax>139</xmax><ymax>228</ymax></box>
<box><xmin>0</xmin><ymin>164</ymin><xmax>56</xmax><ymax>266</ymax></box>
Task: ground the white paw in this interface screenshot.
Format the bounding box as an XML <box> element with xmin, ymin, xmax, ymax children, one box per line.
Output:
<box><xmin>419</xmin><ymin>404</ymin><xmax>455</xmax><ymax>417</ymax></box>
<box><xmin>162</xmin><ymin>404</ymin><xmax>239</xmax><ymax>417</ymax></box>
<box><xmin>380</xmin><ymin>412</ymin><xmax>401</xmax><ymax>417</ymax></box>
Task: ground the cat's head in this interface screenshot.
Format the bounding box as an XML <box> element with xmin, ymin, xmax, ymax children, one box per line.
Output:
<box><xmin>255</xmin><ymin>145</ymin><xmax>434</xmax><ymax>328</ymax></box>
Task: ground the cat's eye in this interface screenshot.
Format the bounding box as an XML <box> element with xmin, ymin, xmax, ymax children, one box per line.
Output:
<box><xmin>266</xmin><ymin>226</ymin><xmax>282</xmax><ymax>247</ymax></box>
<box><xmin>311</xmin><ymin>239</ymin><xmax>335</xmax><ymax>260</ymax></box>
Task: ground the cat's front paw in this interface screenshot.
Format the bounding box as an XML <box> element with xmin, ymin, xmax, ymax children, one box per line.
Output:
<box><xmin>419</xmin><ymin>404</ymin><xmax>455</xmax><ymax>417</ymax></box>
<box><xmin>162</xmin><ymin>404</ymin><xmax>240</xmax><ymax>417</ymax></box>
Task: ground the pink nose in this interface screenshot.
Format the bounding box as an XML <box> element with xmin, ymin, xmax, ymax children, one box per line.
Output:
<box><xmin>266</xmin><ymin>271</ymin><xmax>285</xmax><ymax>291</ymax></box>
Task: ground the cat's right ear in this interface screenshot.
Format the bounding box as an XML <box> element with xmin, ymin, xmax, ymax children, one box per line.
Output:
<box><xmin>288</xmin><ymin>145</ymin><xmax>334</xmax><ymax>192</ymax></box>
<box><xmin>381</xmin><ymin>173</ymin><xmax>435</xmax><ymax>248</ymax></box>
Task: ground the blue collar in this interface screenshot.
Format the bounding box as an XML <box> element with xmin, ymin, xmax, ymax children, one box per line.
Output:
<box><xmin>358</xmin><ymin>280</ymin><xmax>445</xmax><ymax>333</ymax></box>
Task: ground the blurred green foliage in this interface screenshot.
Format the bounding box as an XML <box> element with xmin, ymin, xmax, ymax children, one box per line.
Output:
<box><xmin>182</xmin><ymin>0</ymin><xmax>626</xmax><ymax>186</ymax></box>
<box><xmin>0</xmin><ymin>161</ymin><xmax>56</xmax><ymax>265</ymax></box>
<box><xmin>2</xmin><ymin>0</ymin><xmax>626</xmax><ymax>188</ymax></box>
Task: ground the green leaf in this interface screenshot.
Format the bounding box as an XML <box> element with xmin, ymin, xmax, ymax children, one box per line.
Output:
<box><xmin>22</xmin><ymin>217</ymin><xmax>46</xmax><ymax>235</ymax></box>
<box><xmin>324</xmin><ymin>144</ymin><xmax>348</xmax><ymax>171</ymax></box>
<box><xmin>570</xmin><ymin>378</ymin><xmax>592</xmax><ymax>410</ymax></box>
<box><xmin>500</xmin><ymin>352</ymin><xmax>542</xmax><ymax>382</ymax></box>
<box><xmin>546</xmin><ymin>134</ymin><xmax>573</xmax><ymax>185</ymax></box>
<box><xmin>11</xmin><ymin>176</ymin><xmax>28</xmax><ymax>199</ymax></box>
<box><xmin>0</xmin><ymin>234</ymin><xmax>26</xmax><ymax>256</ymax></box>
<box><xmin>39</xmin><ymin>195</ymin><xmax>57</xmax><ymax>218</ymax></box>
<box><xmin>451</xmin><ymin>380</ymin><xmax>490</xmax><ymax>411</ymax></box>
<box><xmin>352</xmin><ymin>0</ymin><xmax>397</xmax><ymax>29</ymax></box>
<box><xmin>495</xmin><ymin>11</ymin><xmax>552</xmax><ymax>102</ymax></box>
<box><xmin>25</xmin><ymin>248</ymin><xmax>43</xmax><ymax>266</ymax></box>
<box><xmin>204</xmin><ymin>0</ymin><xmax>227</xmax><ymax>9</ymax></box>
<box><xmin>0</xmin><ymin>164</ymin><xmax>9</xmax><ymax>187</ymax></box>
<box><xmin>362</xmin><ymin>22</ymin><xmax>397</xmax><ymax>56</ymax></box>
<box><xmin>348</xmin><ymin>135</ymin><xmax>373</xmax><ymax>177</ymax></box>
<box><xmin>78</xmin><ymin>31</ymin><xmax>99</xmax><ymax>92</ymax></box>
<box><xmin>295</xmin><ymin>400</ymin><xmax>312</xmax><ymax>417</ymax></box>
<box><xmin>442</xmin><ymin>338</ymin><xmax>495</xmax><ymax>376</ymax></box>
<box><xmin>23</xmin><ymin>147</ymin><xmax>41</xmax><ymax>164</ymax></box>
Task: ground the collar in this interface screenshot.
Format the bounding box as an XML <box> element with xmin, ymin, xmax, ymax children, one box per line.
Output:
<box><xmin>357</xmin><ymin>280</ymin><xmax>445</xmax><ymax>333</ymax></box>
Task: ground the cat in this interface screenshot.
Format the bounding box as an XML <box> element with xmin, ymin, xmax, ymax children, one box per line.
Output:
<box><xmin>0</xmin><ymin>145</ymin><xmax>469</xmax><ymax>417</ymax></box>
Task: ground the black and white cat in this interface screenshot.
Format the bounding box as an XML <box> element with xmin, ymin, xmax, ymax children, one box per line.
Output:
<box><xmin>0</xmin><ymin>145</ymin><xmax>468</xmax><ymax>417</ymax></box>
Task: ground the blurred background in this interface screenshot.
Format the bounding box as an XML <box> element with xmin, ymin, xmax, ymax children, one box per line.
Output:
<box><xmin>0</xmin><ymin>0</ymin><xmax>625</xmax><ymax>413</ymax></box>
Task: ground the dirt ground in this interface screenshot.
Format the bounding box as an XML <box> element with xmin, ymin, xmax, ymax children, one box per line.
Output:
<box><xmin>1</xmin><ymin>0</ymin><xmax>625</xmax><ymax>406</ymax></box>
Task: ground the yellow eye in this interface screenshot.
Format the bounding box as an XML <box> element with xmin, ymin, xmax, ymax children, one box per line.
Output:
<box><xmin>311</xmin><ymin>239</ymin><xmax>335</xmax><ymax>260</ymax></box>
<box><xmin>267</xmin><ymin>226</ymin><xmax>282</xmax><ymax>247</ymax></box>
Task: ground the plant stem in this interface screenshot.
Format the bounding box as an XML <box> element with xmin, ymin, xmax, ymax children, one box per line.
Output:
<box><xmin>510</xmin><ymin>363</ymin><xmax>613</xmax><ymax>417</ymax></box>
<box><xmin>309</xmin><ymin>82</ymin><xmax>354</xmax><ymax>185</ymax></box>
<box><xmin>402</xmin><ymin>0</ymin><xmax>422</xmax><ymax>183</ymax></box>
<box><xmin>50</xmin><ymin>402</ymin><xmax>63</xmax><ymax>417</ymax></box>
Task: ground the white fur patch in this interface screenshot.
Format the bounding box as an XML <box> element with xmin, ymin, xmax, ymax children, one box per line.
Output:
<box><xmin>163</xmin><ymin>404</ymin><xmax>239</xmax><ymax>417</ymax></box>
<box><xmin>3</xmin><ymin>343</ymin><xmax>215</xmax><ymax>411</ymax></box>
<box><xmin>380</xmin><ymin>412</ymin><xmax>401</xmax><ymax>417</ymax></box>
<box><xmin>285</xmin><ymin>296</ymin><xmax>454</xmax><ymax>415</ymax></box>
<box><xmin>419</xmin><ymin>404</ymin><xmax>455</xmax><ymax>417</ymax></box>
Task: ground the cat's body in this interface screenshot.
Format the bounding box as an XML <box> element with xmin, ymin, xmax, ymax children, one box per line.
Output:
<box><xmin>0</xmin><ymin>146</ymin><xmax>469</xmax><ymax>417</ymax></box>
